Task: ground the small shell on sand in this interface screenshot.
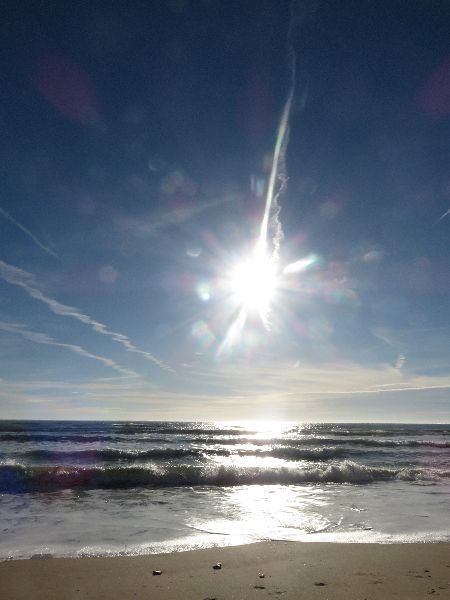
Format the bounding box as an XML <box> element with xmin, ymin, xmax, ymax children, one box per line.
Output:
<box><xmin>152</xmin><ymin>570</ymin><xmax>162</xmax><ymax>576</ymax></box>
<box><xmin>212</xmin><ymin>563</ymin><xmax>222</xmax><ymax>570</ymax></box>
<box><xmin>258</xmin><ymin>573</ymin><xmax>265</xmax><ymax>578</ymax></box>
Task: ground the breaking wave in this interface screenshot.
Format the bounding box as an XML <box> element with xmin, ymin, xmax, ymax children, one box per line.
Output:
<box><xmin>0</xmin><ymin>461</ymin><xmax>446</xmax><ymax>493</ymax></box>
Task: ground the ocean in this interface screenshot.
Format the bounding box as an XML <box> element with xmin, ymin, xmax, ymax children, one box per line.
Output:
<box><xmin>0</xmin><ymin>421</ymin><xmax>449</xmax><ymax>560</ymax></box>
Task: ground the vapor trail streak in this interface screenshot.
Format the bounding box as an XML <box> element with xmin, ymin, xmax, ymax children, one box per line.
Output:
<box><xmin>0</xmin><ymin>207</ymin><xmax>58</xmax><ymax>259</ymax></box>
<box><xmin>0</xmin><ymin>259</ymin><xmax>172</xmax><ymax>372</ymax></box>
<box><xmin>258</xmin><ymin>0</ymin><xmax>298</xmax><ymax>261</ymax></box>
<box><xmin>0</xmin><ymin>321</ymin><xmax>136</xmax><ymax>377</ymax></box>
<box><xmin>438</xmin><ymin>207</ymin><xmax>450</xmax><ymax>222</ymax></box>
<box><xmin>258</xmin><ymin>79</ymin><xmax>294</xmax><ymax>256</ymax></box>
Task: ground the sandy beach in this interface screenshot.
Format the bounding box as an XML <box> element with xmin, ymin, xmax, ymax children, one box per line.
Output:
<box><xmin>2</xmin><ymin>542</ymin><xmax>449</xmax><ymax>599</ymax></box>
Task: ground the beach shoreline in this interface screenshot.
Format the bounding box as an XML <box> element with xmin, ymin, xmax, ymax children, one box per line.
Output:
<box><xmin>2</xmin><ymin>541</ymin><xmax>449</xmax><ymax>599</ymax></box>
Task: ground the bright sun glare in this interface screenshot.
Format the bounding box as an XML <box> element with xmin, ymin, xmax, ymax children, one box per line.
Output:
<box><xmin>230</xmin><ymin>253</ymin><xmax>277</xmax><ymax>319</ymax></box>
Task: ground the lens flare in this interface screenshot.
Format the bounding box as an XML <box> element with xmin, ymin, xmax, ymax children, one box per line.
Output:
<box><xmin>230</xmin><ymin>253</ymin><xmax>277</xmax><ymax>324</ymax></box>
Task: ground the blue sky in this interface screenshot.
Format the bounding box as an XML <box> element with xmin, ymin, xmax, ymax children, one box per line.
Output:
<box><xmin>1</xmin><ymin>0</ymin><xmax>449</xmax><ymax>422</ymax></box>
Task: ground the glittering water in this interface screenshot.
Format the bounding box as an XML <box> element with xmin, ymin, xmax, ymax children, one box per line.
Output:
<box><xmin>0</xmin><ymin>421</ymin><xmax>449</xmax><ymax>559</ymax></box>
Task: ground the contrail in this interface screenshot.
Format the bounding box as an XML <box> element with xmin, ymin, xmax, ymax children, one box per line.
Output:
<box><xmin>0</xmin><ymin>207</ymin><xmax>58</xmax><ymax>259</ymax></box>
<box><xmin>438</xmin><ymin>207</ymin><xmax>450</xmax><ymax>222</ymax></box>
<box><xmin>257</xmin><ymin>0</ymin><xmax>300</xmax><ymax>263</ymax></box>
<box><xmin>0</xmin><ymin>321</ymin><xmax>136</xmax><ymax>377</ymax></box>
<box><xmin>0</xmin><ymin>259</ymin><xmax>172</xmax><ymax>372</ymax></box>
<box><xmin>218</xmin><ymin>2</ymin><xmax>301</xmax><ymax>345</ymax></box>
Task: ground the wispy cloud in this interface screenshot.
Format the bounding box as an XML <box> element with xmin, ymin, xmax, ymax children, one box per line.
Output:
<box><xmin>1</xmin><ymin>362</ymin><xmax>450</xmax><ymax>421</ymax></box>
<box><xmin>0</xmin><ymin>259</ymin><xmax>171</xmax><ymax>372</ymax></box>
<box><xmin>0</xmin><ymin>207</ymin><xmax>58</xmax><ymax>259</ymax></box>
<box><xmin>0</xmin><ymin>321</ymin><xmax>136</xmax><ymax>377</ymax></box>
<box><xmin>182</xmin><ymin>361</ymin><xmax>450</xmax><ymax>399</ymax></box>
<box><xmin>115</xmin><ymin>196</ymin><xmax>235</xmax><ymax>237</ymax></box>
<box><xmin>395</xmin><ymin>353</ymin><xmax>406</xmax><ymax>370</ymax></box>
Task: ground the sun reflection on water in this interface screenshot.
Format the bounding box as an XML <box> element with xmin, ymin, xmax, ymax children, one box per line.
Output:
<box><xmin>214</xmin><ymin>420</ymin><xmax>298</xmax><ymax>438</ymax></box>
<box><xmin>188</xmin><ymin>484</ymin><xmax>334</xmax><ymax>542</ymax></box>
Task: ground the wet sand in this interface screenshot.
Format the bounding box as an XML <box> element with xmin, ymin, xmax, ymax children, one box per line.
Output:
<box><xmin>2</xmin><ymin>542</ymin><xmax>450</xmax><ymax>599</ymax></box>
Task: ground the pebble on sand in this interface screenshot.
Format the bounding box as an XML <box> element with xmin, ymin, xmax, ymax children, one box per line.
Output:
<box><xmin>152</xmin><ymin>570</ymin><xmax>162</xmax><ymax>576</ymax></box>
<box><xmin>212</xmin><ymin>563</ymin><xmax>222</xmax><ymax>570</ymax></box>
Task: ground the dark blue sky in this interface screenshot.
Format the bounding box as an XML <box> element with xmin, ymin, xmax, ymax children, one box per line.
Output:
<box><xmin>1</xmin><ymin>0</ymin><xmax>449</xmax><ymax>421</ymax></box>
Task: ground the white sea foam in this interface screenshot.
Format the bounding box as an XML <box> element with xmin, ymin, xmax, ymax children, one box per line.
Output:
<box><xmin>0</xmin><ymin>421</ymin><xmax>449</xmax><ymax>559</ymax></box>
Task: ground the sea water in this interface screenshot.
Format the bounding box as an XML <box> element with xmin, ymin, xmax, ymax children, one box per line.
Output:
<box><xmin>0</xmin><ymin>421</ymin><xmax>449</xmax><ymax>560</ymax></box>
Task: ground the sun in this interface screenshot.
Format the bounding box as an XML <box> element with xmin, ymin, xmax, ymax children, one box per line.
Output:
<box><xmin>230</xmin><ymin>252</ymin><xmax>277</xmax><ymax>321</ymax></box>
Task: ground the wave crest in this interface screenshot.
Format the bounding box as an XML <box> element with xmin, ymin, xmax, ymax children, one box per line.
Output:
<box><xmin>0</xmin><ymin>461</ymin><xmax>444</xmax><ymax>493</ymax></box>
